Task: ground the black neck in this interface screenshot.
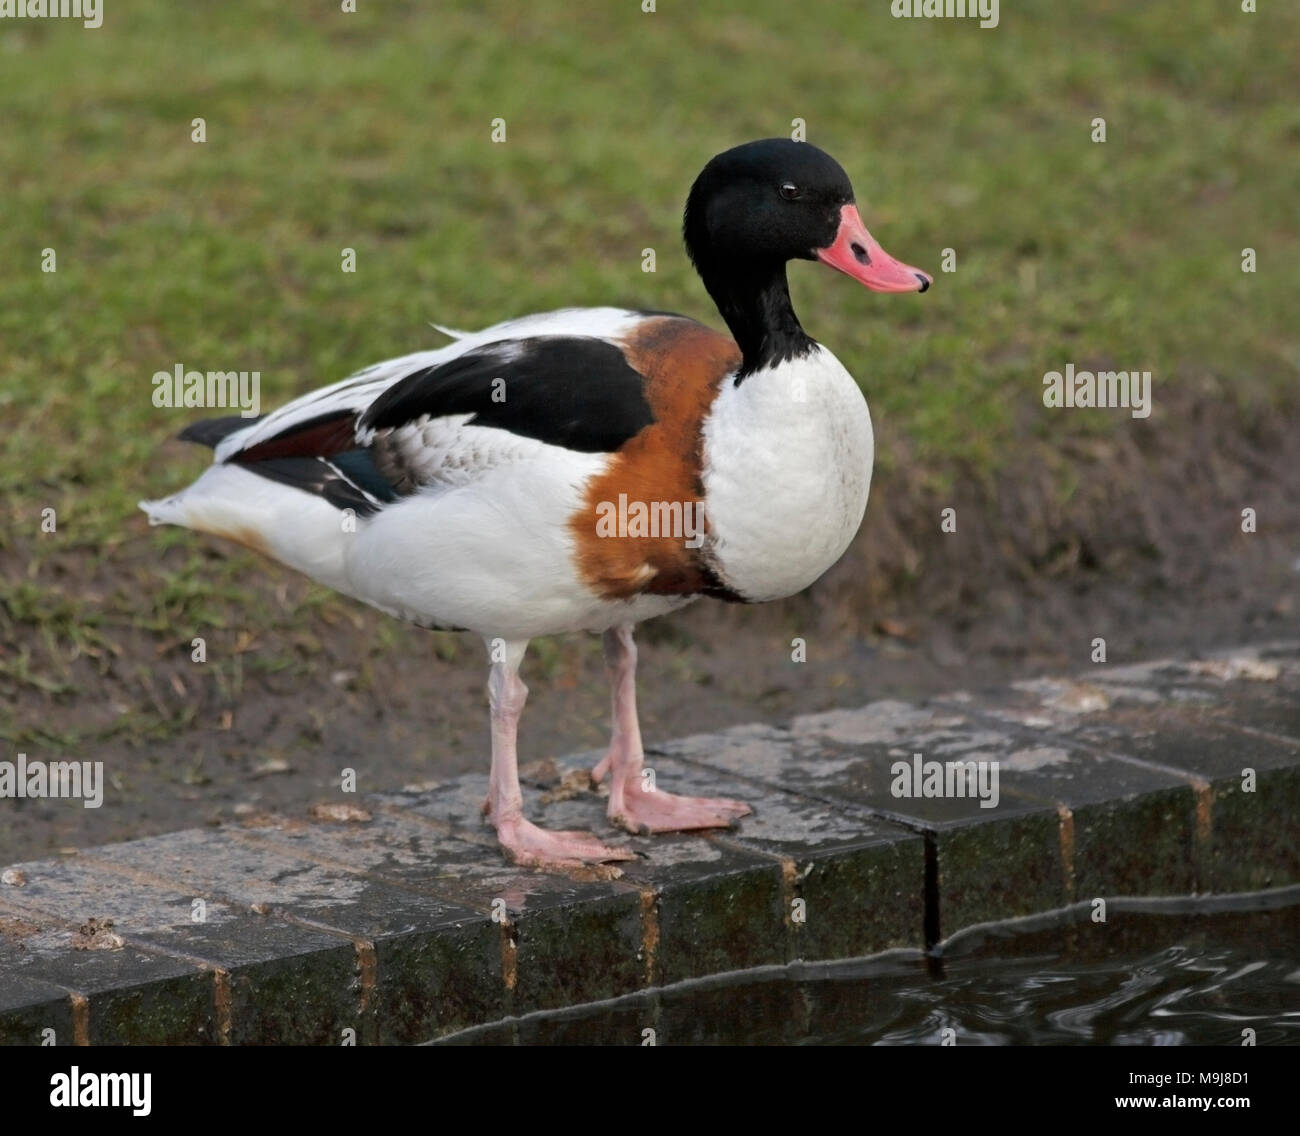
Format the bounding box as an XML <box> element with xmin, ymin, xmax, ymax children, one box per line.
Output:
<box><xmin>697</xmin><ymin>259</ymin><xmax>815</xmax><ymax>381</ymax></box>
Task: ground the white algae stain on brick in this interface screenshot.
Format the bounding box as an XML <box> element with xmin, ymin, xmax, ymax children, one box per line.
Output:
<box><xmin>793</xmin><ymin>701</ymin><xmax>967</xmax><ymax>747</ymax></box>
<box><xmin>1003</xmin><ymin>746</ymin><xmax>1072</xmax><ymax>771</ymax></box>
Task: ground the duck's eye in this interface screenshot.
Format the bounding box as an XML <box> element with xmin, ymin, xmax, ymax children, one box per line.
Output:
<box><xmin>779</xmin><ymin>182</ymin><xmax>802</xmax><ymax>201</ymax></box>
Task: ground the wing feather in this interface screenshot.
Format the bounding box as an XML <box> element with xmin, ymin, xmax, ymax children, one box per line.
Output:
<box><xmin>184</xmin><ymin>309</ymin><xmax>667</xmax><ymax>514</ymax></box>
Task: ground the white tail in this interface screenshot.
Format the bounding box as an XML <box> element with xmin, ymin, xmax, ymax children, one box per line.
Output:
<box><xmin>140</xmin><ymin>464</ymin><xmax>354</xmax><ymax>593</ymax></box>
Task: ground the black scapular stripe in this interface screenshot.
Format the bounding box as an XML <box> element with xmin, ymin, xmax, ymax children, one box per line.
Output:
<box><xmin>358</xmin><ymin>336</ymin><xmax>655</xmax><ymax>453</ymax></box>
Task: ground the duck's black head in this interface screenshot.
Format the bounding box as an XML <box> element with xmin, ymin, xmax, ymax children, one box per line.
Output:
<box><xmin>683</xmin><ymin>139</ymin><xmax>930</xmax><ymax>377</ymax></box>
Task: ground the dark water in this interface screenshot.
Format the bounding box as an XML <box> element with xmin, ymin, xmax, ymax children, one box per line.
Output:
<box><xmin>438</xmin><ymin>888</ymin><xmax>1300</xmax><ymax>1045</ymax></box>
<box><xmin>788</xmin><ymin>907</ymin><xmax>1300</xmax><ymax>1047</ymax></box>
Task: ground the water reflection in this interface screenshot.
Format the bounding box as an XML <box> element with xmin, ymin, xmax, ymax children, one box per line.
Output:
<box><xmin>436</xmin><ymin>889</ymin><xmax>1300</xmax><ymax>1045</ymax></box>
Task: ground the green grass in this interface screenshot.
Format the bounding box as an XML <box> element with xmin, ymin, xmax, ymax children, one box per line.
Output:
<box><xmin>1</xmin><ymin>0</ymin><xmax>1297</xmax><ymax>659</ymax></box>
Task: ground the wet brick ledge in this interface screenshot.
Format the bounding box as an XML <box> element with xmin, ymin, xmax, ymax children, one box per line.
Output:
<box><xmin>1</xmin><ymin>642</ymin><xmax>1297</xmax><ymax>1044</ymax></box>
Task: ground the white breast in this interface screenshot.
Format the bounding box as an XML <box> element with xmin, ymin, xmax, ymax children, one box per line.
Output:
<box><xmin>699</xmin><ymin>347</ymin><xmax>873</xmax><ymax>601</ymax></box>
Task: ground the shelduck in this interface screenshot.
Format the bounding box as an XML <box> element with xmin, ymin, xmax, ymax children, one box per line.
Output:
<box><xmin>141</xmin><ymin>139</ymin><xmax>931</xmax><ymax>868</ymax></box>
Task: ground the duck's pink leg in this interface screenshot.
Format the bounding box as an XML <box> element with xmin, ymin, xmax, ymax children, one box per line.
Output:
<box><xmin>589</xmin><ymin>629</ymin><xmax>628</xmax><ymax>786</ymax></box>
<box><xmin>588</xmin><ymin>634</ymin><xmax>619</xmax><ymax>786</ymax></box>
<box><xmin>485</xmin><ymin>639</ymin><xmax>634</xmax><ymax>868</ymax></box>
<box><xmin>600</xmin><ymin>625</ymin><xmax>751</xmax><ymax>834</ymax></box>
